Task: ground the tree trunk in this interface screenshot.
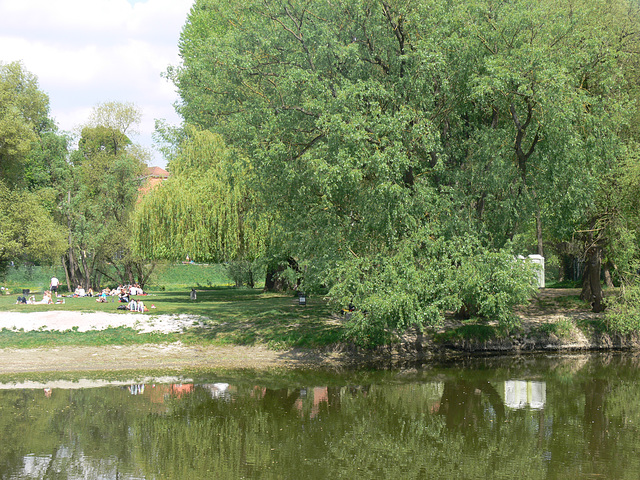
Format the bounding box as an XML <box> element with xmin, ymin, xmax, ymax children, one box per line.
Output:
<box><xmin>603</xmin><ymin>261</ymin><xmax>615</xmax><ymax>288</ymax></box>
<box><xmin>581</xmin><ymin>246</ymin><xmax>605</xmax><ymax>313</ymax></box>
<box><xmin>65</xmin><ymin>191</ymin><xmax>76</xmax><ymax>292</ymax></box>
<box><xmin>580</xmin><ymin>260</ymin><xmax>592</xmax><ymax>302</ymax></box>
<box><xmin>63</xmin><ymin>253</ymin><xmax>73</xmax><ymax>293</ymax></box>
<box><xmin>80</xmin><ymin>250</ymin><xmax>91</xmax><ymax>290</ymax></box>
<box><xmin>535</xmin><ymin>209</ymin><xmax>544</xmax><ymax>257</ymax></box>
<box><xmin>264</xmin><ymin>257</ymin><xmax>300</xmax><ymax>292</ymax></box>
<box><xmin>135</xmin><ymin>261</ymin><xmax>156</xmax><ymax>289</ymax></box>
<box><xmin>247</xmin><ymin>267</ymin><xmax>255</xmax><ymax>288</ymax></box>
<box><xmin>126</xmin><ymin>263</ymin><xmax>134</xmax><ymax>285</ymax></box>
<box><xmin>64</xmin><ymin>248</ymin><xmax>81</xmax><ymax>293</ymax></box>
<box><xmin>264</xmin><ymin>262</ymin><xmax>284</xmax><ymax>292</ymax></box>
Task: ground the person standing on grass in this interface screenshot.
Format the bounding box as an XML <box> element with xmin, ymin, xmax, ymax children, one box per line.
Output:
<box><xmin>50</xmin><ymin>276</ymin><xmax>59</xmax><ymax>297</ymax></box>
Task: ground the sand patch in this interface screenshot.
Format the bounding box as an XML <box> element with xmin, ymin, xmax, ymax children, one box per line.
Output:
<box><xmin>0</xmin><ymin>311</ymin><xmax>203</xmax><ymax>334</ymax></box>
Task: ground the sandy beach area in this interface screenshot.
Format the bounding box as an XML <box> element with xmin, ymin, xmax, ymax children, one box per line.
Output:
<box><xmin>0</xmin><ymin>310</ymin><xmax>203</xmax><ymax>334</ymax></box>
<box><xmin>0</xmin><ymin>310</ymin><xmax>338</xmax><ymax>374</ymax></box>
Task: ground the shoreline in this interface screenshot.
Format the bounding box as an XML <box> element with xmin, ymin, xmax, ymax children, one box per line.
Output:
<box><xmin>0</xmin><ymin>302</ymin><xmax>636</xmax><ymax>375</ymax></box>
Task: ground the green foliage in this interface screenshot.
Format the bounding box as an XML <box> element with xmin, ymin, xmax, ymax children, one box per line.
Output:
<box><xmin>605</xmin><ymin>281</ymin><xmax>640</xmax><ymax>334</ymax></box>
<box><xmin>330</xmin><ymin>228</ymin><xmax>537</xmax><ymax>346</ymax></box>
<box><xmin>225</xmin><ymin>260</ymin><xmax>262</xmax><ymax>288</ymax></box>
<box><xmin>0</xmin><ymin>61</ymin><xmax>51</xmax><ymax>187</ymax></box>
<box><xmin>0</xmin><ymin>181</ymin><xmax>67</xmax><ymax>273</ymax></box>
<box><xmin>435</xmin><ymin>324</ymin><xmax>499</xmax><ymax>344</ymax></box>
<box><xmin>603</xmin><ymin>146</ymin><xmax>640</xmax><ymax>281</ymax></box>
<box><xmin>86</xmin><ymin>101</ymin><xmax>141</xmax><ymax>136</ymax></box>
<box><xmin>0</xmin><ymin>62</ymin><xmax>69</xmax><ymax>274</ymax></box>
<box><xmin>134</xmin><ymin>128</ymin><xmax>268</xmax><ymax>264</ymax></box>
<box><xmin>456</xmin><ymin>249</ymin><xmax>538</xmax><ymax>331</ymax></box>
<box><xmin>165</xmin><ymin>0</ymin><xmax>639</xmax><ymax>343</ymax></box>
<box><xmin>62</xmin><ymin>102</ymin><xmax>150</xmax><ymax>289</ymax></box>
<box><xmin>534</xmin><ymin>318</ymin><xmax>576</xmax><ymax>339</ymax></box>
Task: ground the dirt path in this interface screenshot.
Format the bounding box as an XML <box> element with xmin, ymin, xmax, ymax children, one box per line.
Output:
<box><xmin>0</xmin><ymin>344</ymin><xmax>339</xmax><ymax>374</ymax></box>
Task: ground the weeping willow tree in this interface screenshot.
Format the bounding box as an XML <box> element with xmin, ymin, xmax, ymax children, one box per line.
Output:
<box><xmin>133</xmin><ymin>128</ymin><xmax>269</xmax><ymax>274</ymax></box>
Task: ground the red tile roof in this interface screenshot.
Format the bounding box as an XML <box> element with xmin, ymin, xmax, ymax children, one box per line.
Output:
<box><xmin>146</xmin><ymin>166</ymin><xmax>170</xmax><ymax>178</ymax></box>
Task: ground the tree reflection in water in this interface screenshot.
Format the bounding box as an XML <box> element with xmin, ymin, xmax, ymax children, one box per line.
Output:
<box><xmin>437</xmin><ymin>380</ymin><xmax>505</xmax><ymax>434</ymax></box>
<box><xmin>2</xmin><ymin>355</ymin><xmax>640</xmax><ymax>479</ymax></box>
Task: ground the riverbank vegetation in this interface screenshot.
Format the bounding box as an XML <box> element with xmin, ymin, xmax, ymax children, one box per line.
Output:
<box><xmin>2</xmin><ymin>0</ymin><xmax>640</xmax><ymax>350</ymax></box>
<box><xmin>0</xmin><ymin>282</ymin><xmax>623</xmax><ymax>353</ymax></box>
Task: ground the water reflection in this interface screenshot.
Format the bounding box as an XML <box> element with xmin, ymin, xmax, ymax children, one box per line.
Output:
<box><xmin>504</xmin><ymin>380</ymin><xmax>546</xmax><ymax>410</ymax></box>
<box><xmin>437</xmin><ymin>379</ymin><xmax>506</xmax><ymax>432</ymax></box>
<box><xmin>2</xmin><ymin>354</ymin><xmax>640</xmax><ymax>479</ymax></box>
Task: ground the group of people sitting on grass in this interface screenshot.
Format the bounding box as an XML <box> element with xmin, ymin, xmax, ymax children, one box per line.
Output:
<box><xmin>15</xmin><ymin>290</ymin><xmax>64</xmax><ymax>305</ymax></box>
<box><xmin>70</xmin><ymin>283</ymin><xmax>145</xmax><ymax>300</ymax></box>
<box><xmin>99</xmin><ymin>284</ymin><xmax>150</xmax><ymax>312</ymax></box>
<box><xmin>16</xmin><ymin>283</ymin><xmax>148</xmax><ymax>311</ymax></box>
<box><xmin>121</xmin><ymin>298</ymin><xmax>148</xmax><ymax>312</ymax></box>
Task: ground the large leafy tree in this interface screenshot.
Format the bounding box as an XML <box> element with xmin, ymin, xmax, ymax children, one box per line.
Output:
<box><xmin>135</xmin><ymin>127</ymin><xmax>268</xmax><ymax>269</ymax></box>
<box><xmin>444</xmin><ymin>0</ymin><xmax>636</xmax><ymax>311</ymax></box>
<box><xmin>0</xmin><ymin>62</ymin><xmax>68</xmax><ymax>273</ymax></box>
<box><xmin>0</xmin><ymin>182</ymin><xmax>67</xmax><ymax>273</ymax></box>
<box><xmin>0</xmin><ymin>61</ymin><xmax>50</xmax><ymax>187</ymax></box>
<box><xmin>62</xmin><ymin>102</ymin><xmax>149</xmax><ymax>290</ymax></box>
<box><xmin>166</xmin><ymin>0</ymin><xmax>637</xmax><ymax>338</ymax></box>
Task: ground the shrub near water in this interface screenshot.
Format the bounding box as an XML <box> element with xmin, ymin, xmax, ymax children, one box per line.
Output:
<box><xmin>331</xmin><ymin>231</ymin><xmax>539</xmax><ymax>346</ymax></box>
<box><xmin>456</xmin><ymin>249</ymin><xmax>539</xmax><ymax>332</ymax></box>
<box><xmin>605</xmin><ymin>282</ymin><xmax>640</xmax><ymax>334</ymax></box>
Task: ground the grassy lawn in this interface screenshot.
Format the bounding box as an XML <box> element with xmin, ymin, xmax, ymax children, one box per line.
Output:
<box><xmin>0</xmin><ymin>265</ymin><xmax>606</xmax><ymax>352</ymax></box>
<box><xmin>0</xmin><ymin>287</ymin><xmax>346</xmax><ymax>350</ymax></box>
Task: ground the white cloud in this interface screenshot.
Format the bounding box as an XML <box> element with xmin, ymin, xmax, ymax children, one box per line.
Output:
<box><xmin>0</xmin><ymin>0</ymin><xmax>193</xmax><ymax>167</ymax></box>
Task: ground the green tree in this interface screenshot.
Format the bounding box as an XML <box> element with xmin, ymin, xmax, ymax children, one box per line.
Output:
<box><xmin>0</xmin><ymin>182</ymin><xmax>67</xmax><ymax>273</ymax></box>
<box><xmin>62</xmin><ymin>102</ymin><xmax>149</xmax><ymax>290</ymax></box>
<box><xmin>0</xmin><ymin>61</ymin><xmax>50</xmax><ymax>187</ymax></box>
<box><xmin>445</xmin><ymin>0</ymin><xmax>637</xmax><ymax>311</ymax></box>
<box><xmin>0</xmin><ymin>62</ymin><xmax>69</xmax><ymax>274</ymax></box>
<box><xmin>135</xmin><ymin>127</ymin><xmax>268</xmax><ymax>275</ymax></box>
<box><xmin>167</xmin><ymin>0</ymin><xmax>637</xmax><ymax>339</ymax></box>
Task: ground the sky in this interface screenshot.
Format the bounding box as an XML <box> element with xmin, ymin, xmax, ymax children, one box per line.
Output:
<box><xmin>0</xmin><ymin>0</ymin><xmax>195</xmax><ymax>168</ymax></box>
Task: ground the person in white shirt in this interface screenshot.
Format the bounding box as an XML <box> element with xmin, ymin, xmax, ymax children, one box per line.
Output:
<box><xmin>50</xmin><ymin>276</ymin><xmax>59</xmax><ymax>296</ymax></box>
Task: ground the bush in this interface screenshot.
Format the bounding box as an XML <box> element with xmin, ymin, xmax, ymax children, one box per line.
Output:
<box><xmin>456</xmin><ymin>249</ymin><xmax>539</xmax><ymax>332</ymax></box>
<box><xmin>605</xmin><ymin>281</ymin><xmax>640</xmax><ymax>334</ymax></box>
<box><xmin>330</xmin><ymin>230</ymin><xmax>538</xmax><ymax>346</ymax></box>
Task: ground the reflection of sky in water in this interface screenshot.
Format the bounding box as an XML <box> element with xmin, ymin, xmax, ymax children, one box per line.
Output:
<box><xmin>20</xmin><ymin>447</ymin><xmax>129</xmax><ymax>480</ymax></box>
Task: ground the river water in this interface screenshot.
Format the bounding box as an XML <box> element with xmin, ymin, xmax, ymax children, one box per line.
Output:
<box><xmin>1</xmin><ymin>353</ymin><xmax>639</xmax><ymax>479</ymax></box>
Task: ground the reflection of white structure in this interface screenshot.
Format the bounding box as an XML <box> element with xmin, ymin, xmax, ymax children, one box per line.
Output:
<box><xmin>204</xmin><ymin>383</ymin><xmax>231</xmax><ymax>400</ymax></box>
<box><xmin>504</xmin><ymin>380</ymin><xmax>546</xmax><ymax>410</ymax></box>
<box><xmin>128</xmin><ymin>384</ymin><xmax>145</xmax><ymax>395</ymax></box>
